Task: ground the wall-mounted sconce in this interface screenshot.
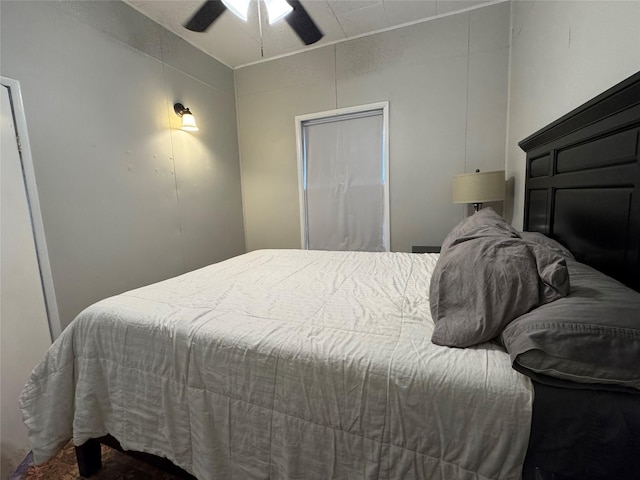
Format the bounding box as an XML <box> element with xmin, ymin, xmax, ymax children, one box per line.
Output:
<box><xmin>174</xmin><ymin>103</ymin><xmax>199</xmax><ymax>132</ymax></box>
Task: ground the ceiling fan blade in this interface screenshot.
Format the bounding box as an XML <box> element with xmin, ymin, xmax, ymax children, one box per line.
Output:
<box><xmin>285</xmin><ymin>1</ymin><xmax>323</xmax><ymax>45</ymax></box>
<box><xmin>184</xmin><ymin>1</ymin><xmax>227</xmax><ymax>32</ymax></box>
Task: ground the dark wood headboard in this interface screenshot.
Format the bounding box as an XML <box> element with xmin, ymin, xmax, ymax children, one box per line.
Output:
<box><xmin>519</xmin><ymin>71</ymin><xmax>640</xmax><ymax>291</ymax></box>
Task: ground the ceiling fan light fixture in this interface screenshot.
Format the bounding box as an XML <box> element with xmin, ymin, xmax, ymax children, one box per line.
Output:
<box><xmin>183</xmin><ymin>0</ymin><xmax>324</xmax><ymax>46</ymax></box>
<box><xmin>221</xmin><ymin>0</ymin><xmax>250</xmax><ymax>22</ymax></box>
<box><xmin>265</xmin><ymin>0</ymin><xmax>293</xmax><ymax>24</ymax></box>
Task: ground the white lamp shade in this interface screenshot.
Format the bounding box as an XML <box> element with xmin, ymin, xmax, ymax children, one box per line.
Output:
<box><xmin>452</xmin><ymin>170</ymin><xmax>505</xmax><ymax>204</ymax></box>
<box><xmin>221</xmin><ymin>0</ymin><xmax>250</xmax><ymax>21</ymax></box>
<box><xmin>265</xmin><ymin>0</ymin><xmax>293</xmax><ymax>24</ymax></box>
<box><xmin>180</xmin><ymin>113</ymin><xmax>199</xmax><ymax>132</ymax></box>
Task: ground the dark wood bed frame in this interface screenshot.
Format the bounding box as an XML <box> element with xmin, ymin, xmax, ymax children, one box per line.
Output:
<box><xmin>519</xmin><ymin>70</ymin><xmax>640</xmax><ymax>480</ymax></box>
<box><xmin>75</xmin><ymin>71</ymin><xmax>640</xmax><ymax>479</ymax></box>
<box><xmin>520</xmin><ymin>70</ymin><xmax>640</xmax><ymax>291</ymax></box>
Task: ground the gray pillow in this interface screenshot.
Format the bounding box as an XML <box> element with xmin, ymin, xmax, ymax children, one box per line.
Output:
<box><xmin>502</xmin><ymin>260</ymin><xmax>640</xmax><ymax>390</ymax></box>
<box><xmin>430</xmin><ymin>208</ymin><xmax>570</xmax><ymax>348</ymax></box>
<box><xmin>526</xmin><ymin>243</ymin><xmax>571</xmax><ymax>303</ymax></box>
<box><xmin>442</xmin><ymin>207</ymin><xmax>519</xmax><ymax>251</ymax></box>
<box><xmin>430</xmin><ymin>237</ymin><xmax>542</xmax><ymax>347</ymax></box>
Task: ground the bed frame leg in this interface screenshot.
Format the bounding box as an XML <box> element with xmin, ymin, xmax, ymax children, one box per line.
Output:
<box><xmin>75</xmin><ymin>439</ymin><xmax>102</xmax><ymax>478</ymax></box>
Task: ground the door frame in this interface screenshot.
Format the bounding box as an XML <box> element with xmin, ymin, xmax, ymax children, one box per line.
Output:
<box><xmin>295</xmin><ymin>101</ymin><xmax>390</xmax><ymax>251</ymax></box>
<box><xmin>1</xmin><ymin>76</ymin><xmax>61</xmax><ymax>339</ymax></box>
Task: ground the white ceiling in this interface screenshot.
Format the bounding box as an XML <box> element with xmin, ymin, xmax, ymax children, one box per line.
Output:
<box><xmin>125</xmin><ymin>0</ymin><xmax>496</xmax><ymax>68</ymax></box>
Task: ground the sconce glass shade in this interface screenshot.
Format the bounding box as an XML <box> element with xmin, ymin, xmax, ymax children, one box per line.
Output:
<box><xmin>452</xmin><ymin>170</ymin><xmax>505</xmax><ymax>205</ymax></box>
<box><xmin>222</xmin><ymin>0</ymin><xmax>251</xmax><ymax>21</ymax></box>
<box><xmin>174</xmin><ymin>103</ymin><xmax>199</xmax><ymax>132</ymax></box>
<box><xmin>265</xmin><ymin>0</ymin><xmax>293</xmax><ymax>24</ymax></box>
<box><xmin>180</xmin><ymin>113</ymin><xmax>199</xmax><ymax>132</ymax></box>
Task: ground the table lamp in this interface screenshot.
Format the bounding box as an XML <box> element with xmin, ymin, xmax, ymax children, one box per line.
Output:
<box><xmin>452</xmin><ymin>169</ymin><xmax>505</xmax><ymax>212</ymax></box>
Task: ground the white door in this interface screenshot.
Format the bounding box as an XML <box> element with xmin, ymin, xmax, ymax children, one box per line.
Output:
<box><xmin>0</xmin><ymin>79</ymin><xmax>54</xmax><ymax>479</ymax></box>
<box><xmin>296</xmin><ymin>102</ymin><xmax>390</xmax><ymax>252</ymax></box>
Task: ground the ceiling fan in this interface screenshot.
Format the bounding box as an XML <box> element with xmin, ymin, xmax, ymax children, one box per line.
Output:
<box><xmin>184</xmin><ymin>0</ymin><xmax>324</xmax><ymax>46</ymax></box>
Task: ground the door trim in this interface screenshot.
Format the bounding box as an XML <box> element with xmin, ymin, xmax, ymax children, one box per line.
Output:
<box><xmin>1</xmin><ymin>76</ymin><xmax>61</xmax><ymax>339</ymax></box>
<box><xmin>295</xmin><ymin>101</ymin><xmax>390</xmax><ymax>251</ymax></box>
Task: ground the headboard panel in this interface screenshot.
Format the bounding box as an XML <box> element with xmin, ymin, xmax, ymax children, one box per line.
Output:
<box><xmin>519</xmin><ymin>71</ymin><xmax>640</xmax><ymax>291</ymax></box>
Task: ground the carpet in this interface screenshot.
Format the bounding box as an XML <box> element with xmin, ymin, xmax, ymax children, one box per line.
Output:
<box><xmin>10</xmin><ymin>441</ymin><xmax>189</xmax><ymax>480</ymax></box>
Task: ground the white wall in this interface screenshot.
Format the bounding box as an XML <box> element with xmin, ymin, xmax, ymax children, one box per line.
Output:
<box><xmin>0</xmin><ymin>1</ymin><xmax>246</xmax><ymax>332</ymax></box>
<box><xmin>506</xmin><ymin>0</ymin><xmax>640</xmax><ymax>228</ymax></box>
<box><xmin>236</xmin><ymin>2</ymin><xmax>511</xmax><ymax>252</ymax></box>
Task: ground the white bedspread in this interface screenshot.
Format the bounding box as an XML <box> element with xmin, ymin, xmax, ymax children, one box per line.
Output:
<box><xmin>20</xmin><ymin>249</ymin><xmax>532</xmax><ymax>479</ymax></box>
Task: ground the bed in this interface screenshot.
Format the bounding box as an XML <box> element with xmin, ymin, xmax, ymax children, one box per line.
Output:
<box><xmin>20</xmin><ymin>71</ymin><xmax>640</xmax><ymax>480</ymax></box>
<box><xmin>20</xmin><ymin>249</ymin><xmax>532</xmax><ymax>480</ymax></box>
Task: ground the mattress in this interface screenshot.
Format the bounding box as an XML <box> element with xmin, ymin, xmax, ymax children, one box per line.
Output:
<box><xmin>20</xmin><ymin>249</ymin><xmax>533</xmax><ymax>480</ymax></box>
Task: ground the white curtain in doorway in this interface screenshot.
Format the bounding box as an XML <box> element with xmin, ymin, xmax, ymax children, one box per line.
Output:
<box><xmin>303</xmin><ymin>110</ymin><xmax>385</xmax><ymax>251</ymax></box>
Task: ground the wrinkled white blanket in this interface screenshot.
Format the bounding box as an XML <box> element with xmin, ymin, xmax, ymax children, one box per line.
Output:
<box><xmin>21</xmin><ymin>249</ymin><xmax>532</xmax><ymax>479</ymax></box>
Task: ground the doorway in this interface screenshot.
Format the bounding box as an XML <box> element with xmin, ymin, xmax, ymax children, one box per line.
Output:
<box><xmin>1</xmin><ymin>77</ymin><xmax>57</xmax><ymax>478</ymax></box>
<box><xmin>295</xmin><ymin>102</ymin><xmax>389</xmax><ymax>252</ymax></box>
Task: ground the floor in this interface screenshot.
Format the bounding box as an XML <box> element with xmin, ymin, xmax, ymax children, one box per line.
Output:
<box><xmin>10</xmin><ymin>441</ymin><xmax>187</xmax><ymax>480</ymax></box>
